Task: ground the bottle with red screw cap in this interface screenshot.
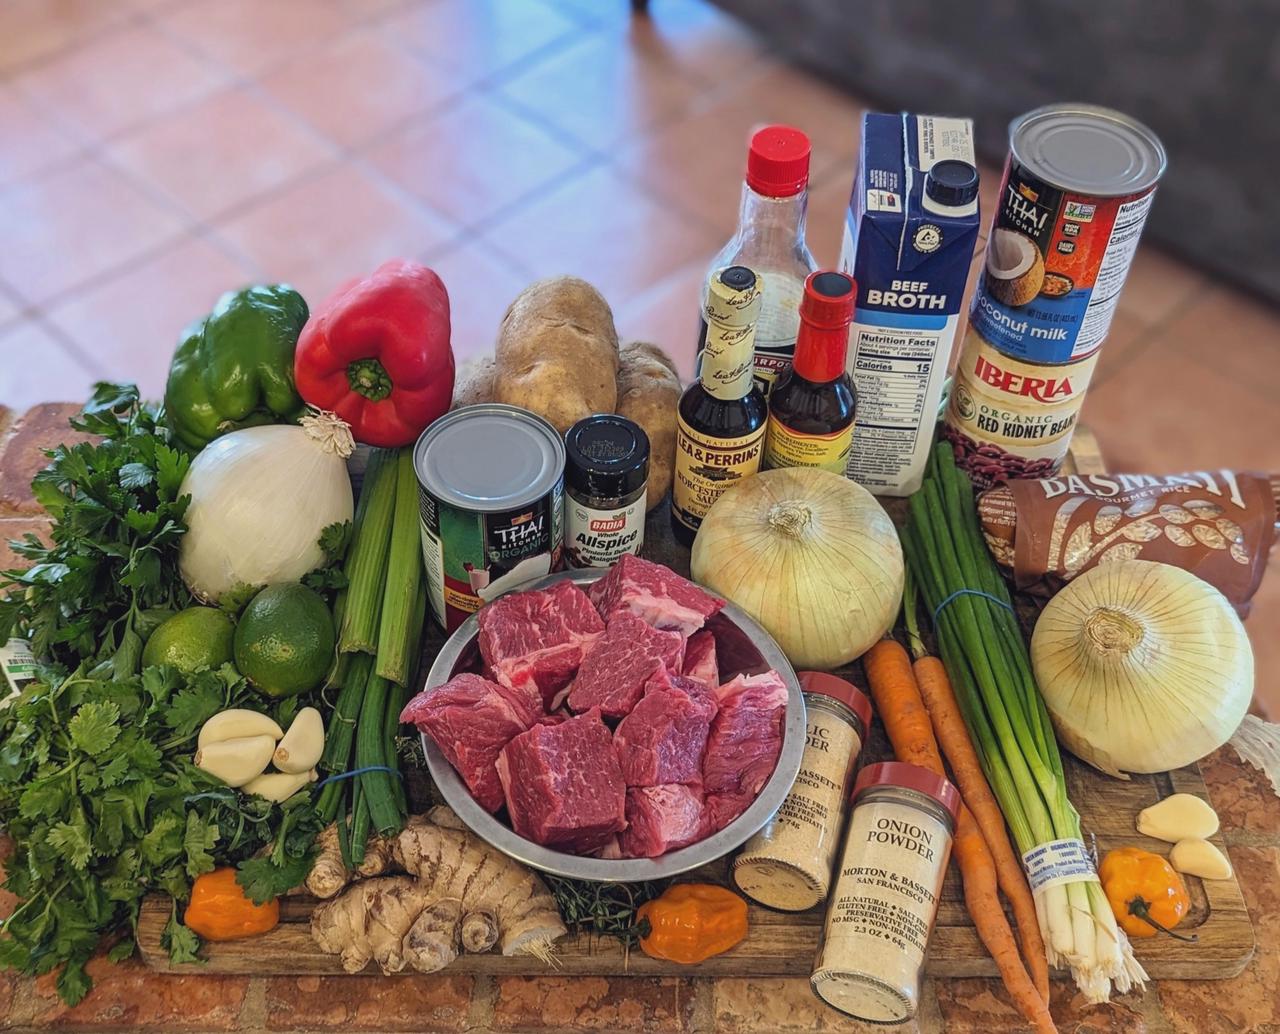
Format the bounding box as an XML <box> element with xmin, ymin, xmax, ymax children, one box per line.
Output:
<box><xmin>763</xmin><ymin>270</ymin><xmax>858</xmax><ymax>474</ymax></box>
<box><xmin>698</xmin><ymin>124</ymin><xmax>818</xmax><ymax>397</ymax></box>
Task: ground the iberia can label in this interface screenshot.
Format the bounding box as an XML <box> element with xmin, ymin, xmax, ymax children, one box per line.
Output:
<box><xmin>942</xmin><ymin>328</ymin><xmax>1099</xmax><ymax>490</ymax></box>
<box><xmin>763</xmin><ymin>415</ymin><xmax>854</xmax><ymax>475</ymax></box>
<box><xmin>413</xmin><ymin>404</ymin><xmax>565</xmax><ymax>632</ymax></box>
<box><xmin>672</xmin><ymin>417</ymin><xmax>765</xmax><ymax>534</ymax></box>
<box><xmin>970</xmin><ymin>105</ymin><xmax>1166</xmax><ymax>364</ymax></box>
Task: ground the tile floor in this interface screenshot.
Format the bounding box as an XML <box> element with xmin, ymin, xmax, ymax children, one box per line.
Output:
<box><xmin>0</xmin><ymin>0</ymin><xmax>1278</xmax><ymax>709</ymax></box>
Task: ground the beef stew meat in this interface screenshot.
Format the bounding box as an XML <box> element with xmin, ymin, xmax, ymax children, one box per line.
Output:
<box><xmin>701</xmin><ymin>672</ymin><xmax>789</xmax><ymax>834</ymax></box>
<box><xmin>563</xmin><ymin>611</ymin><xmax>685</xmax><ymax>717</ymax></box>
<box><xmin>682</xmin><ymin>629</ymin><xmax>719</xmax><ymax>687</ymax></box>
<box><xmin>619</xmin><ymin>784</ymin><xmax>705</xmax><ymax>858</ymax></box>
<box><xmin>614</xmin><ymin>678</ymin><xmax>714</xmax><ymax>787</ymax></box>
<box><xmin>589</xmin><ymin>553</ymin><xmax>724</xmax><ymax>635</ymax></box>
<box><xmin>478</xmin><ymin>578</ymin><xmax>604</xmax><ymax>708</ymax></box>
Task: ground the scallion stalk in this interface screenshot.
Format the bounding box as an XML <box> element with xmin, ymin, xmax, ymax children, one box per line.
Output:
<box><xmin>904</xmin><ymin>443</ymin><xmax>1146</xmax><ymax>1003</ymax></box>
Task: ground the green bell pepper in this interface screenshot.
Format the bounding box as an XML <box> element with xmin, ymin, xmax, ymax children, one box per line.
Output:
<box><xmin>165</xmin><ymin>284</ymin><xmax>310</xmax><ymax>449</ymax></box>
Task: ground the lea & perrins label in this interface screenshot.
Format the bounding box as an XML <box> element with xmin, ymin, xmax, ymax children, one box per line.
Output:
<box><xmin>672</xmin><ymin>266</ymin><xmax>767</xmax><ymax>536</ymax></box>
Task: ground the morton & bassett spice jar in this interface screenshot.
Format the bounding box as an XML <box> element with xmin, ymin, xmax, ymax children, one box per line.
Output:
<box><xmin>811</xmin><ymin>761</ymin><xmax>961</xmax><ymax>1023</ymax></box>
<box><xmin>732</xmin><ymin>672</ymin><xmax>870</xmax><ymax>910</ymax></box>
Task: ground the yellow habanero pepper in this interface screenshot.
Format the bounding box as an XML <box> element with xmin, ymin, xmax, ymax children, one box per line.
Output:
<box><xmin>184</xmin><ymin>868</ymin><xmax>280</xmax><ymax>942</ymax></box>
<box><xmin>636</xmin><ymin>883</ymin><xmax>748</xmax><ymax>964</ymax></box>
<box><xmin>1099</xmin><ymin>846</ymin><xmax>1195</xmax><ymax>941</ymax></box>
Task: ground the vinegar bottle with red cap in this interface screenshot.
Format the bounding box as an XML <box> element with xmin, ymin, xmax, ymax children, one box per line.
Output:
<box><xmin>699</xmin><ymin>124</ymin><xmax>818</xmax><ymax>396</ymax></box>
<box><xmin>763</xmin><ymin>270</ymin><xmax>858</xmax><ymax>475</ymax></box>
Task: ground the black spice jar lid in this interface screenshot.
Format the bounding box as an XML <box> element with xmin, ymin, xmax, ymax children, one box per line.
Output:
<box><xmin>565</xmin><ymin>414</ymin><xmax>650</xmax><ymax>501</ymax></box>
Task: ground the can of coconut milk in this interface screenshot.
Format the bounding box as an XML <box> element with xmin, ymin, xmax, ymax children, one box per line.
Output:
<box><xmin>970</xmin><ymin>104</ymin><xmax>1166</xmax><ymax>364</ymax></box>
<box><xmin>413</xmin><ymin>404</ymin><xmax>565</xmax><ymax>632</ymax></box>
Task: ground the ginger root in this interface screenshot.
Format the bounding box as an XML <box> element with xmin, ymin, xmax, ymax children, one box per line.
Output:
<box><xmin>309</xmin><ymin>809</ymin><xmax>566</xmax><ymax>974</ymax></box>
<box><xmin>306</xmin><ymin>826</ymin><xmax>397</xmax><ymax>899</ymax></box>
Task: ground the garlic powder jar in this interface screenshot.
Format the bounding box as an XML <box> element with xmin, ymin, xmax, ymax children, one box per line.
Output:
<box><xmin>733</xmin><ymin>672</ymin><xmax>870</xmax><ymax>910</ymax></box>
<box><xmin>811</xmin><ymin>761</ymin><xmax>960</xmax><ymax>1023</ymax></box>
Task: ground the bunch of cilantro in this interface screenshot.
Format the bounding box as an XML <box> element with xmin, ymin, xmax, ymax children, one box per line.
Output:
<box><xmin>0</xmin><ymin>662</ymin><xmax>322</xmax><ymax>1004</ymax></box>
<box><xmin>0</xmin><ymin>383</ymin><xmax>193</xmax><ymax>677</ymax></box>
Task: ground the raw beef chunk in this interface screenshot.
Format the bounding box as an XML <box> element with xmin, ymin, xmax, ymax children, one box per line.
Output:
<box><xmin>619</xmin><ymin>785</ymin><xmax>704</xmax><ymax>858</ymax></box>
<box><xmin>401</xmin><ymin>673</ymin><xmax>543</xmax><ymax>812</ymax></box>
<box><xmin>644</xmin><ymin>664</ymin><xmax>718</xmax><ymax>722</ymax></box>
<box><xmin>614</xmin><ymin>676</ymin><xmax>714</xmax><ymax>787</ymax></box>
<box><xmin>701</xmin><ymin>671</ymin><xmax>788</xmax><ymax>834</ymax></box>
<box><xmin>682</xmin><ymin>630</ymin><xmax>719</xmax><ymax>687</ymax></box>
<box><xmin>478</xmin><ymin>579</ymin><xmax>605</xmax><ymax>708</ymax></box>
<box><xmin>588</xmin><ymin>554</ymin><xmax>723</xmax><ymax>636</ymax></box>
<box><xmin>564</xmin><ymin>611</ymin><xmax>686</xmax><ymax>718</ymax></box>
<box><xmin>496</xmin><ymin>708</ymin><xmax>626</xmax><ymax>851</ymax></box>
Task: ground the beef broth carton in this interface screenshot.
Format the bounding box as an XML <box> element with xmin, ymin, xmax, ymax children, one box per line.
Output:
<box><xmin>839</xmin><ymin>113</ymin><xmax>981</xmax><ymax>495</ymax></box>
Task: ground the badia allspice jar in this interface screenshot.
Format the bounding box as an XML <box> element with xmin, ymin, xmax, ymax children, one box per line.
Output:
<box><xmin>563</xmin><ymin>414</ymin><xmax>650</xmax><ymax>569</ymax></box>
<box><xmin>811</xmin><ymin>761</ymin><xmax>961</xmax><ymax>1023</ymax></box>
<box><xmin>732</xmin><ymin>672</ymin><xmax>871</xmax><ymax>911</ymax></box>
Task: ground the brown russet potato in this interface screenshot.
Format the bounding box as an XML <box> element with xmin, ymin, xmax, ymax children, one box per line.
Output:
<box><xmin>451</xmin><ymin>355</ymin><xmax>496</xmax><ymax>409</ymax></box>
<box><xmin>617</xmin><ymin>341</ymin><xmax>682</xmax><ymax>510</ymax></box>
<box><xmin>492</xmin><ymin>276</ymin><xmax>619</xmax><ymax>435</ymax></box>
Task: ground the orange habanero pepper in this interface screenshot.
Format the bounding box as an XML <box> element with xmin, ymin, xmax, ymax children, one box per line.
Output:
<box><xmin>1099</xmin><ymin>847</ymin><xmax>1195</xmax><ymax>941</ymax></box>
<box><xmin>636</xmin><ymin>883</ymin><xmax>748</xmax><ymax>964</ymax></box>
<box><xmin>184</xmin><ymin>868</ymin><xmax>280</xmax><ymax>942</ymax></box>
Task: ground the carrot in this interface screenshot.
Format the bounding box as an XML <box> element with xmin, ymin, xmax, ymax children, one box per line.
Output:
<box><xmin>865</xmin><ymin>638</ymin><xmax>1057</xmax><ymax>1034</ymax></box>
<box><xmin>915</xmin><ymin>653</ymin><xmax>1051</xmax><ymax>1004</ymax></box>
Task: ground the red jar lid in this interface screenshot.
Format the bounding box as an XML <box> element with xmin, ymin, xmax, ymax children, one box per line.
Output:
<box><xmin>852</xmin><ymin>761</ymin><xmax>961</xmax><ymax>822</ymax></box>
<box><xmin>746</xmin><ymin>125</ymin><xmax>811</xmax><ymax>198</ymax></box>
<box><xmin>799</xmin><ymin>671</ymin><xmax>872</xmax><ymax>733</ymax></box>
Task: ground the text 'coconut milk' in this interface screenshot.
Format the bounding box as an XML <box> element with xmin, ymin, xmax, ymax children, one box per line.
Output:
<box><xmin>839</xmin><ymin>113</ymin><xmax>981</xmax><ymax>496</ymax></box>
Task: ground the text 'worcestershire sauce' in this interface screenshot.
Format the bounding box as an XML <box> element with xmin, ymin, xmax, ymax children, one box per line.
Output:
<box><xmin>764</xmin><ymin>271</ymin><xmax>858</xmax><ymax>474</ymax></box>
<box><xmin>672</xmin><ymin>265</ymin><xmax>767</xmax><ymax>546</ymax></box>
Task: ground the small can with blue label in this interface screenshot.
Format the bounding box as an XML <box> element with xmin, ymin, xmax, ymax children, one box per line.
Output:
<box><xmin>972</xmin><ymin>104</ymin><xmax>1167</xmax><ymax>364</ymax></box>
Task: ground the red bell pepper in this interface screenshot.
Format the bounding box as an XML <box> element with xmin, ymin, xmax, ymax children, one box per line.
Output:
<box><xmin>295</xmin><ymin>260</ymin><xmax>454</xmax><ymax>447</ymax></box>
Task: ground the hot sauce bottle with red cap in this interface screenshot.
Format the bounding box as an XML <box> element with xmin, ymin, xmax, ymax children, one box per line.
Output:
<box><xmin>763</xmin><ymin>270</ymin><xmax>858</xmax><ymax>474</ymax></box>
<box><xmin>699</xmin><ymin>124</ymin><xmax>818</xmax><ymax>396</ymax></box>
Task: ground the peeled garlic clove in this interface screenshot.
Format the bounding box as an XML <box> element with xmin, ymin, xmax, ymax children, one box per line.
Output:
<box><xmin>1170</xmin><ymin>838</ymin><xmax>1234</xmax><ymax>881</ymax></box>
<box><xmin>194</xmin><ymin>735</ymin><xmax>277</xmax><ymax>788</ymax></box>
<box><xmin>1137</xmin><ymin>793</ymin><xmax>1220</xmax><ymax>843</ymax></box>
<box><xmin>243</xmin><ymin>768</ymin><xmax>318</xmax><ymax>803</ymax></box>
<box><xmin>273</xmin><ymin>707</ymin><xmax>325</xmax><ymax>774</ymax></box>
<box><xmin>198</xmin><ymin>709</ymin><xmax>283</xmax><ymax>749</ymax></box>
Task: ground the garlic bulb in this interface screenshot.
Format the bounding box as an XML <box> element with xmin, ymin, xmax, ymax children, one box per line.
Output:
<box><xmin>1031</xmin><ymin>559</ymin><xmax>1253</xmax><ymax>777</ymax></box>
<box><xmin>179</xmin><ymin>411</ymin><xmax>355</xmax><ymax>602</ymax></box>
<box><xmin>691</xmin><ymin>468</ymin><xmax>903</xmax><ymax>669</ymax></box>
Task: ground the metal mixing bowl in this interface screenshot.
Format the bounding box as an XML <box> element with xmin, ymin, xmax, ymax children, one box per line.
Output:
<box><xmin>421</xmin><ymin>568</ymin><xmax>806</xmax><ymax>881</ymax></box>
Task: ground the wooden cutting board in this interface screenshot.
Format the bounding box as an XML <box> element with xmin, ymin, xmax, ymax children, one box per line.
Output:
<box><xmin>137</xmin><ymin>429</ymin><xmax>1256</xmax><ymax>980</ymax></box>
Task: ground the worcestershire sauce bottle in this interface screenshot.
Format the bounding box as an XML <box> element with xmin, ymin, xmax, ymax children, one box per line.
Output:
<box><xmin>672</xmin><ymin>265</ymin><xmax>767</xmax><ymax>546</ymax></box>
<box><xmin>763</xmin><ymin>271</ymin><xmax>857</xmax><ymax>474</ymax></box>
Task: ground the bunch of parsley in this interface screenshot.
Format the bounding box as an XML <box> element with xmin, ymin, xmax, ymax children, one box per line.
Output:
<box><xmin>0</xmin><ymin>662</ymin><xmax>323</xmax><ymax>1004</ymax></box>
<box><xmin>0</xmin><ymin>383</ymin><xmax>194</xmax><ymax>677</ymax></box>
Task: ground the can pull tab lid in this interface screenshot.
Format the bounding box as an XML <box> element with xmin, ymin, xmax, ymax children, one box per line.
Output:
<box><xmin>923</xmin><ymin>159</ymin><xmax>980</xmax><ymax>216</ymax></box>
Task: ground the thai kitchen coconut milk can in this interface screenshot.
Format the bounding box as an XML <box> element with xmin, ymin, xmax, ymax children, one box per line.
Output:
<box><xmin>413</xmin><ymin>404</ymin><xmax>566</xmax><ymax>632</ymax></box>
<box><xmin>969</xmin><ymin>103</ymin><xmax>1166</xmax><ymax>364</ymax></box>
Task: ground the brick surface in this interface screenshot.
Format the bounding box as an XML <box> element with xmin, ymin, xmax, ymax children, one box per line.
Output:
<box><xmin>27</xmin><ymin>955</ymin><xmax>250</xmax><ymax>1029</ymax></box>
<box><xmin>1200</xmin><ymin>745</ymin><xmax>1280</xmax><ymax>838</ymax></box>
<box><xmin>0</xmin><ymin>402</ymin><xmax>87</xmax><ymax>516</ymax></box>
<box><xmin>492</xmin><ymin>976</ymin><xmax>696</xmax><ymax>1032</ymax></box>
<box><xmin>0</xmin><ymin>517</ymin><xmax>49</xmax><ymax>573</ymax></box>
<box><xmin>934</xmin><ymin>978</ymin><xmax>1148</xmax><ymax>1033</ymax></box>
<box><xmin>713</xmin><ymin>977</ymin><xmax>896</xmax><ymax>1032</ymax></box>
<box><xmin>1158</xmin><ymin>845</ymin><xmax>1280</xmax><ymax>1034</ymax></box>
<box><xmin>264</xmin><ymin>974</ymin><xmax>473</xmax><ymax>1031</ymax></box>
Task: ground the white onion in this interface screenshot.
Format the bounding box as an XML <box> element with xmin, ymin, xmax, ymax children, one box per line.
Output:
<box><xmin>179</xmin><ymin>412</ymin><xmax>355</xmax><ymax>602</ymax></box>
<box><xmin>691</xmin><ymin>468</ymin><xmax>903</xmax><ymax>669</ymax></box>
<box><xmin>1031</xmin><ymin>559</ymin><xmax>1253</xmax><ymax>777</ymax></box>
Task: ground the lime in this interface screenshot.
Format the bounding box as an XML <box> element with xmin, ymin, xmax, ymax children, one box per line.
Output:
<box><xmin>233</xmin><ymin>583</ymin><xmax>335</xmax><ymax>698</ymax></box>
<box><xmin>142</xmin><ymin>606</ymin><xmax>235</xmax><ymax>674</ymax></box>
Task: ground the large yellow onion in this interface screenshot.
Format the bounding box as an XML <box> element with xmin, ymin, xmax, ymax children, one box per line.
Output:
<box><xmin>691</xmin><ymin>468</ymin><xmax>903</xmax><ymax>669</ymax></box>
<box><xmin>1031</xmin><ymin>559</ymin><xmax>1254</xmax><ymax>777</ymax></box>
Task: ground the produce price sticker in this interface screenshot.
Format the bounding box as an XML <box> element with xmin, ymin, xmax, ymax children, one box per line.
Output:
<box><xmin>1022</xmin><ymin>837</ymin><xmax>1096</xmax><ymax>895</ymax></box>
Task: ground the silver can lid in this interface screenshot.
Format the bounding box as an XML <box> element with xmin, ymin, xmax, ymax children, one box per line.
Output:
<box><xmin>1010</xmin><ymin>103</ymin><xmax>1167</xmax><ymax>197</ymax></box>
<box><xmin>413</xmin><ymin>403</ymin><xmax>565</xmax><ymax>513</ymax></box>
